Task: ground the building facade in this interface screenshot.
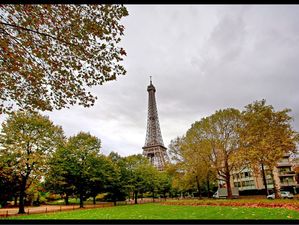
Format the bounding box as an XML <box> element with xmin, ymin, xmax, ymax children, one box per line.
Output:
<box><xmin>230</xmin><ymin>153</ymin><xmax>299</xmax><ymax>194</ymax></box>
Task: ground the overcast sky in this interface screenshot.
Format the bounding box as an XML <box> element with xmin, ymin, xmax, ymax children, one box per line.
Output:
<box><xmin>3</xmin><ymin>5</ymin><xmax>299</xmax><ymax>156</ymax></box>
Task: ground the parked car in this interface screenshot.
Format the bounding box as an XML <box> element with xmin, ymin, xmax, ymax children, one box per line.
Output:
<box><xmin>267</xmin><ymin>191</ymin><xmax>294</xmax><ymax>199</ymax></box>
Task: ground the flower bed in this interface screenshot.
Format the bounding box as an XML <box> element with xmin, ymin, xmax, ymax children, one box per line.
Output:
<box><xmin>160</xmin><ymin>199</ymin><xmax>299</xmax><ymax>212</ymax></box>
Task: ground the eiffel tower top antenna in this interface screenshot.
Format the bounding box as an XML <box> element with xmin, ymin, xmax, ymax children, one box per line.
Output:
<box><xmin>150</xmin><ymin>76</ymin><xmax>152</xmax><ymax>85</ymax></box>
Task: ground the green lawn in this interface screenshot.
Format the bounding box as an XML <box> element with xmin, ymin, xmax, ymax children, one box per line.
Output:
<box><xmin>6</xmin><ymin>203</ymin><xmax>299</xmax><ymax>220</ymax></box>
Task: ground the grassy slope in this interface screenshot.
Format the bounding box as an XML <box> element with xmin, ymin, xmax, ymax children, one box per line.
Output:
<box><xmin>6</xmin><ymin>203</ymin><xmax>299</xmax><ymax>220</ymax></box>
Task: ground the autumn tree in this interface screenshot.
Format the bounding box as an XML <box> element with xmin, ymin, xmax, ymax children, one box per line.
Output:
<box><xmin>184</xmin><ymin>130</ymin><xmax>217</xmax><ymax>198</ymax></box>
<box><xmin>168</xmin><ymin>137</ymin><xmax>193</xmax><ymax>197</ymax></box>
<box><xmin>168</xmin><ymin>135</ymin><xmax>216</xmax><ymax>198</ymax></box>
<box><xmin>168</xmin><ymin>136</ymin><xmax>185</xmax><ymax>164</ymax></box>
<box><xmin>0</xmin><ymin>111</ymin><xmax>65</xmax><ymax>213</ymax></box>
<box><xmin>240</xmin><ymin>100</ymin><xmax>299</xmax><ymax>198</ymax></box>
<box><xmin>0</xmin><ymin>5</ymin><xmax>128</xmax><ymax>113</ymax></box>
<box><xmin>183</xmin><ymin>109</ymin><xmax>243</xmax><ymax>199</ymax></box>
<box><xmin>162</xmin><ymin>163</ymin><xmax>181</xmax><ymax>198</ymax></box>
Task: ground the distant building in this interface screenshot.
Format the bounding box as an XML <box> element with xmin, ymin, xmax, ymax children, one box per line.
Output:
<box><xmin>228</xmin><ymin>153</ymin><xmax>299</xmax><ymax>194</ymax></box>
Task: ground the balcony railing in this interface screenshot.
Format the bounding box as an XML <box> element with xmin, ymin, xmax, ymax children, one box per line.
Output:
<box><xmin>238</xmin><ymin>186</ymin><xmax>256</xmax><ymax>190</ymax></box>
<box><xmin>233</xmin><ymin>177</ymin><xmax>255</xmax><ymax>181</ymax></box>
<box><xmin>278</xmin><ymin>171</ymin><xmax>295</xmax><ymax>176</ymax></box>
<box><xmin>277</xmin><ymin>162</ymin><xmax>292</xmax><ymax>167</ymax></box>
<box><xmin>280</xmin><ymin>182</ymin><xmax>296</xmax><ymax>186</ymax></box>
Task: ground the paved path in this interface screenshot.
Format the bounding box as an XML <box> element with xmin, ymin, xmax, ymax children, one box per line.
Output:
<box><xmin>0</xmin><ymin>199</ymin><xmax>164</xmax><ymax>218</ymax></box>
<box><xmin>0</xmin><ymin>203</ymin><xmax>113</xmax><ymax>217</ymax></box>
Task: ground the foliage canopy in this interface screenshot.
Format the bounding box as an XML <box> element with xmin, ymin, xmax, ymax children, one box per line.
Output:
<box><xmin>0</xmin><ymin>5</ymin><xmax>128</xmax><ymax>113</ymax></box>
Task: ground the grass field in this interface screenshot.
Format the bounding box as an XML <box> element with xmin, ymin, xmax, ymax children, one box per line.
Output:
<box><xmin>6</xmin><ymin>203</ymin><xmax>299</xmax><ymax>220</ymax></box>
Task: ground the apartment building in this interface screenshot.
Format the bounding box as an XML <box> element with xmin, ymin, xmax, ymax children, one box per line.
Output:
<box><xmin>230</xmin><ymin>153</ymin><xmax>298</xmax><ymax>194</ymax></box>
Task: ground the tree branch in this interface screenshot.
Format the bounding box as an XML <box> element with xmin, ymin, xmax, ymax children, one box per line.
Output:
<box><xmin>2</xmin><ymin>27</ymin><xmax>54</xmax><ymax>81</ymax></box>
<box><xmin>0</xmin><ymin>21</ymin><xmax>78</xmax><ymax>48</ymax></box>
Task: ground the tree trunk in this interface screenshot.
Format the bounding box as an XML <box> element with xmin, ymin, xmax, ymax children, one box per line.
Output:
<box><xmin>271</xmin><ymin>170</ymin><xmax>280</xmax><ymax>199</ymax></box>
<box><xmin>14</xmin><ymin>195</ymin><xmax>18</xmax><ymax>206</ymax></box>
<box><xmin>207</xmin><ymin>172</ymin><xmax>211</xmax><ymax>198</ymax></box>
<box><xmin>18</xmin><ymin>189</ymin><xmax>26</xmax><ymax>214</ymax></box>
<box><xmin>224</xmin><ymin>158</ymin><xmax>232</xmax><ymax>199</ymax></box>
<box><xmin>18</xmin><ymin>177</ymin><xmax>27</xmax><ymax>214</ymax></box>
<box><xmin>113</xmin><ymin>194</ymin><xmax>117</xmax><ymax>206</ymax></box>
<box><xmin>65</xmin><ymin>193</ymin><xmax>69</xmax><ymax>205</ymax></box>
<box><xmin>79</xmin><ymin>192</ymin><xmax>84</xmax><ymax>208</ymax></box>
<box><xmin>134</xmin><ymin>191</ymin><xmax>138</xmax><ymax>204</ymax></box>
<box><xmin>261</xmin><ymin>163</ymin><xmax>269</xmax><ymax>196</ymax></box>
<box><xmin>93</xmin><ymin>196</ymin><xmax>96</xmax><ymax>205</ymax></box>
<box><xmin>36</xmin><ymin>193</ymin><xmax>40</xmax><ymax>205</ymax></box>
<box><xmin>152</xmin><ymin>190</ymin><xmax>155</xmax><ymax>202</ymax></box>
<box><xmin>195</xmin><ymin>175</ymin><xmax>201</xmax><ymax>199</ymax></box>
<box><xmin>225</xmin><ymin>172</ymin><xmax>233</xmax><ymax>199</ymax></box>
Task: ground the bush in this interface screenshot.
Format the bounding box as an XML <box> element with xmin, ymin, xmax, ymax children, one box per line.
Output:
<box><xmin>45</xmin><ymin>193</ymin><xmax>61</xmax><ymax>202</ymax></box>
<box><xmin>96</xmin><ymin>193</ymin><xmax>107</xmax><ymax>201</ymax></box>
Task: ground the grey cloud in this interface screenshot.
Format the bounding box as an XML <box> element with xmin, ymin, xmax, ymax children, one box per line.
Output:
<box><xmin>1</xmin><ymin>5</ymin><xmax>298</xmax><ymax>156</ymax></box>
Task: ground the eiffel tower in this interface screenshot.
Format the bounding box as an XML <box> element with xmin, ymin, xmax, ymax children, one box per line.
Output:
<box><xmin>142</xmin><ymin>77</ymin><xmax>169</xmax><ymax>171</ymax></box>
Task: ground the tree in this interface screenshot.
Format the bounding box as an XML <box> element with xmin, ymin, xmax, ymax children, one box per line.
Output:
<box><xmin>240</xmin><ymin>100</ymin><xmax>299</xmax><ymax>198</ymax></box>
<box><xmin>183</xmin><ymin>109</ymin><xmax>243</xmax><ymax>199</ymax></box>
<box><xmin>0</xmin><ymin>111</ymin><xmax>65</xmax><ymax>213</ymax></box>
<box><xmin>143</xmin><ymin>164</ymin><xmax>160</xmax><ymax>202</ymax></box>
<box><xmin>45</xmin><ymin>145</ymin><xmax>75</xmax><ymax>206</ymax></box>
<box><xmin>168</xmin><ymin>136</ymin><xmax>185</xmax><ymax>164</ymax></box>
<box><xmin>0</xmin><ymin>5</ymin><xmax>128</xmax><ymax>113</ymax></box>
<box><xmin>48</xmin><ymin>132</ymin><xmax>102</xmax><ymax>208</ymax></box>
<box><xmin>168</xmin><ymin>135</ymin><xmax>216</xmax><ymax>198</ymax></box>
<box><xmin>106</xmin><ymin>152</ymin><xmax>130</xmax><ymax>205</ymax></box>
<box><xmin>0</xmin><ymin>172</ymin><xmax>16</xmax><ymax>207</ymax></box>
<box><xmin>183</xmin><ymin>132</ymin><xmax>217</xmax><ymax>198</ymax></box>
<box><xmin>0</xmin><ymin>158</ymin><xmax>21</xmax><ymax>207</ymax></box>
<box><xmin>124</xmin><ymin>154</ymin><xmax>158</xmax><ymax>204</ymax></box>
<box><xmin>156</xmin><ymin>171</ymin><xmax>172</xmax><ymax>200</ymax></box>
<box><xmin>87</xmin><ymin>155</ymin><xmax>113</xmax><ymax>205</ymax></box>
<box><xmin>168</xmin><ymin>137</ymin><xmax>193</xmax><ymax>198</ymax></box>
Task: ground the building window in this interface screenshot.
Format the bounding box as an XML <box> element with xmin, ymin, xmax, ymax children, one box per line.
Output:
<box><xmin>243</xmin><ymin>180</ymin><xmax>255</xmax><ymax>187</ymax></box>
<box><xmin>279</xmin><ymin>167</ymin><xmax>291</xmax><ymax>173</ymax></box>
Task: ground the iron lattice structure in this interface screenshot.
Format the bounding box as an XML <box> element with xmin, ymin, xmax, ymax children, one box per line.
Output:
<box><xmin>142</xmin><ymin>78</ymin><xmax>169</xmax><ymax>171</ymax></box>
